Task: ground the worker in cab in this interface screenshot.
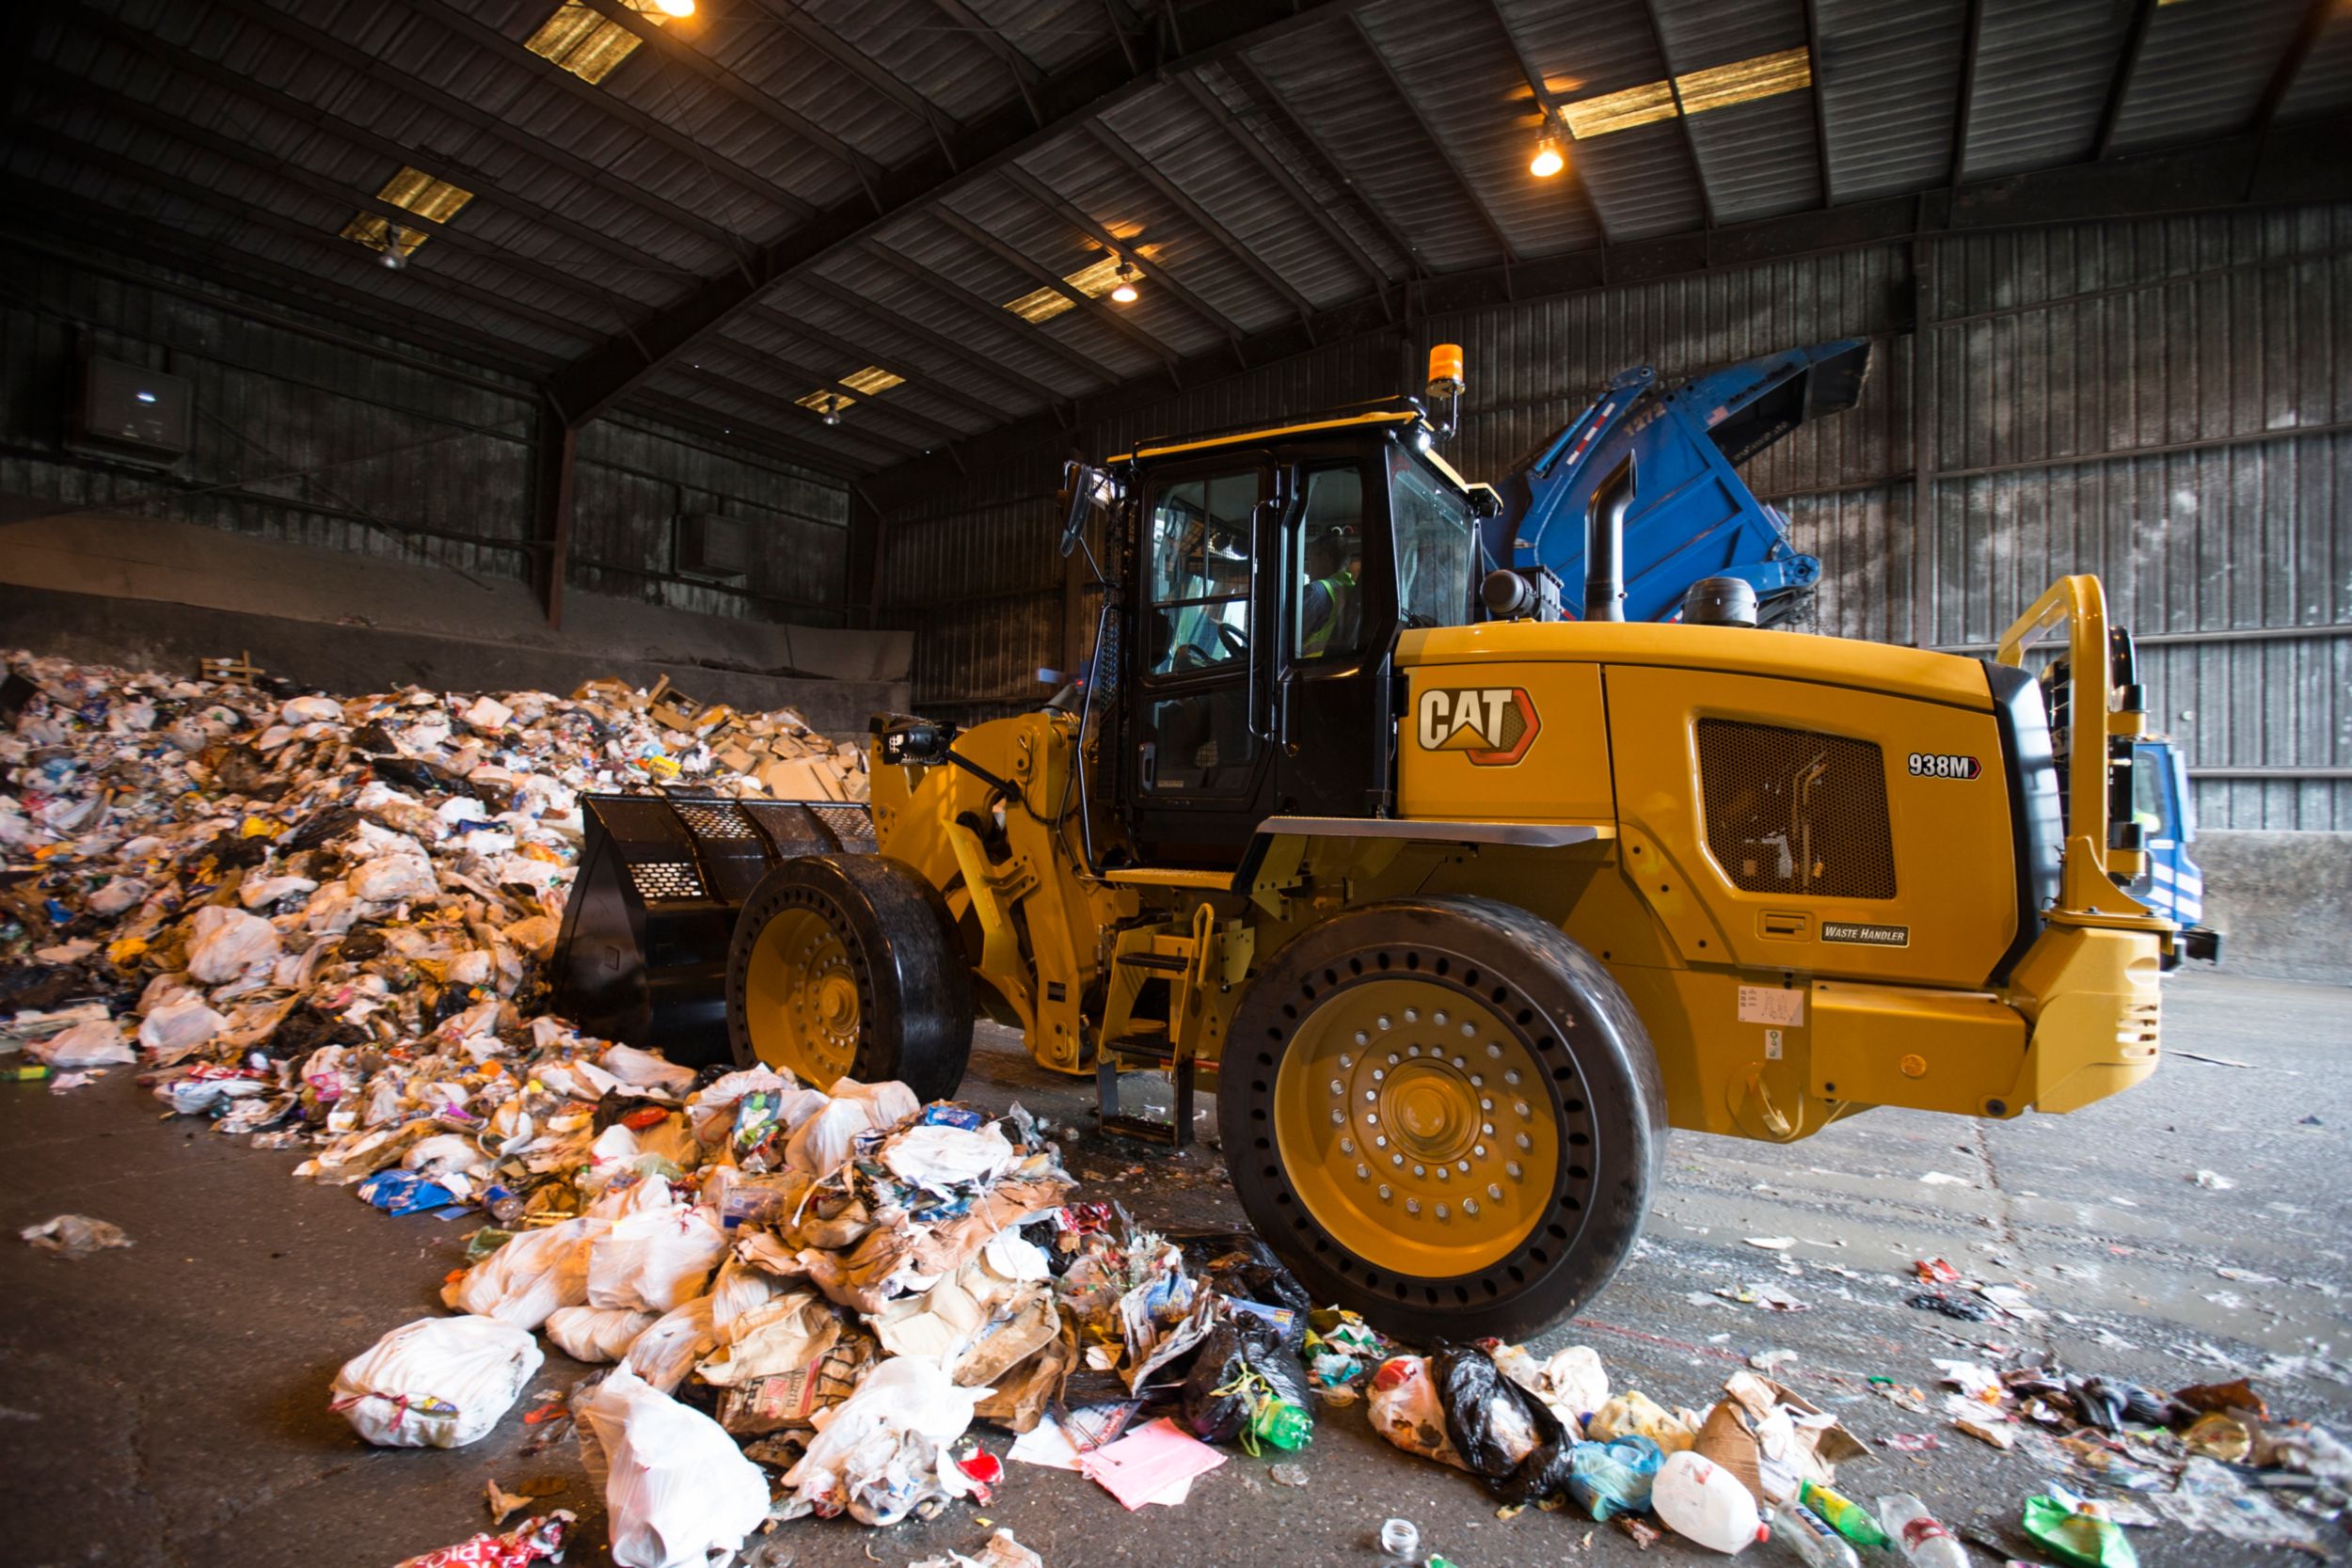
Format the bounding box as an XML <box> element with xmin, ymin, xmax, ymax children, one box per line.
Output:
<box><xmin>1300</xmin><ymin>531</ymin><xmax>1358</xmax><ymax>657</ymax></box>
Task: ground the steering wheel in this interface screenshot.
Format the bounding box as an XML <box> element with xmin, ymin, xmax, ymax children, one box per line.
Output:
<box><xmin>1216</xmin><ymin>623</ymin><xmax>1249</xmax><ymax>658</ymax></box>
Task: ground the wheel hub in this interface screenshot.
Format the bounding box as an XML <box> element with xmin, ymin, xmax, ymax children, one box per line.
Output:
<box><xmin>744</xmin><ymin>904</ymin><xmax>861</xmax><ymax>1084</ymax></box>
<box><xmin>1273</xmin><ymin>976</ymin><xmax>1560</xmax><ymax>1277</ymax></box>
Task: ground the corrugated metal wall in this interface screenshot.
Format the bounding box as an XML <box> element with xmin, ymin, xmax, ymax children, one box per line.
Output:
<box><xmin>0</xmin><ymin>239</ymin><xmax>854</xmax><ymax>626</ymax></box>
<box><xmin>874</xmin><ymin>203</ymin><xmax>2350</xmax><ymax>828</ymax></box>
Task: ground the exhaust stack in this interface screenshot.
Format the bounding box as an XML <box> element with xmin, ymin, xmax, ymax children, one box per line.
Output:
<box><xmin>1585</xmin><ymin>456</ymin><xmax>1632</xmax><ymax>622</ymax></box>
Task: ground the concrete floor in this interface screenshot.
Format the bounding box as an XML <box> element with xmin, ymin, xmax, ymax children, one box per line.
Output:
<box><xmin>2</xmin><ymin>970</ymin><xmax>2344</xmax><ymax>1568</ymax></box>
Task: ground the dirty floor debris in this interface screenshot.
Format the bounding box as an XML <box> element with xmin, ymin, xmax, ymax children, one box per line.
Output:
<box><xmin>0</xmin><ymin>970</ymin><xmax>2340</xmax><ymax>1566</ymax></box>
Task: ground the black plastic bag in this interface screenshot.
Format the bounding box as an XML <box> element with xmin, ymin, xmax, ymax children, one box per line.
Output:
<box><xmin>1167</xmin><ymin>1228</ymin><xmax>1313</xmax><ymax>1340</ymax></box>
<box><xmin>1180</xmin><ymin>1313</ymin><xmax>1311</xmax><ymax>1447</ymax></box>
<box><xmin>1431</xmin><ymin>1344</ymin><xmax>1577</xmax><ymax>1506</ymax></box>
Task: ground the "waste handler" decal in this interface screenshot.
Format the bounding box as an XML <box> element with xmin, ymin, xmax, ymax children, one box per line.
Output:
<box><xmin>1821</xmin><ymin>921</ymin><xmax>1910</xmax><ymax>947</ymax></box>
<box><xmin>1415</xmin><ymin>686</ymin><xmax>1541</xmax><ymax>766</ymax></box>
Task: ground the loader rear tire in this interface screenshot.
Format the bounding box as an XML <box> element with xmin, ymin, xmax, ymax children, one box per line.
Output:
<box><xmin>1219</xmin><ymin>896</ymin><xmax>1664</xmax><ymax>1344</ymax></box>
<box><xmin>725</xmin><ymin>854</ymin><xmax>973</xmax><ymax>1101</ymax></box>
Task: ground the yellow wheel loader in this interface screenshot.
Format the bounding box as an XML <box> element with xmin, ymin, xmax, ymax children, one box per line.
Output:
<box><xmin>552</xmin><ymin>350</ymin><xmax>2172</xmax><ymax>1341</ymax></box>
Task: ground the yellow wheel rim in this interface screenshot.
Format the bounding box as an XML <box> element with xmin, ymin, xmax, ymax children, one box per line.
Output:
<box><xmin>1273</xmin><ymin>977</ymin><xmax>1560</xmax><ymax>1278</ymax></box>
<box><xmin>742</xmin><ymin>905</ymin><xmax>861</xmax><ymax>1085</ymax></box>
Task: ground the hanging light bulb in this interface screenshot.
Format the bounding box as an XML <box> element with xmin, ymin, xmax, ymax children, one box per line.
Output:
<box><xmin>654</xmin><ymin>0</ymin><xmax>695</xmax><ymax>16</ymax></box>
<box><xmin>1110</xmin><ymin>259</ymin><xmax>1140</xmax><ymax>304</ymax></box>
<box><xmin>381</xmin><ymin>226</ymin><xmax>407</xmax><ymax>269</ymax></box>
<box><xmin>1530</xmin><ymin>134</ymin><xmax>1565</xmax><ymax>179</ymax></box>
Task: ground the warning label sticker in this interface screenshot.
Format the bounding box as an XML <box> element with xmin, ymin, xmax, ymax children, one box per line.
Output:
<box><xmin>1738</xmin><ymin>986</ymin><xmax>1805</xmax><ymax>1027</ymax></box>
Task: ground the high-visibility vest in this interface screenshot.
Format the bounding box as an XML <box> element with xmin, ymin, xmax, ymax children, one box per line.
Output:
<box><xmin>1302</xmin><ymin>567</ymin><xmax>1357</xmax><ymax>655</ymax></box>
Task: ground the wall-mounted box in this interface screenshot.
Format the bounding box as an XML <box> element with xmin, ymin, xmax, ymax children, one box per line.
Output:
<box><xmin>68</xmin><ymin>356</ymin><xmax>192</xmax><ymax>467</ymax></box>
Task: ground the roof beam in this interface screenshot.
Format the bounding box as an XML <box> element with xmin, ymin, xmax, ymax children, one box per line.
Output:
<box><xmin>197</xmin><ymin>0</ymin><xmax>751</xmax><ymax>261</ymax></box>
<box><xmin>576</xmin><ymin>0</ymin><xmax>885</xmax><ymax>199</ymax></box>
<box><xmin>28</xmin><ymin>68</ymin><xmax>642</xmax><ymax>327</ymax></box>
<box><xmin>740</xmin><ymin>294</ymin><xmax>1038</xmax><ymax>421</ymax></box>
<box><xmin>8</xmin><ymin>178</ymin><xmax>566</xmax><ymax>374</ymax></box>
<box><xmin>2093</xmin><ymin>0</ymin><xmax>2160</xmax><ymax>161</ymax></box>
<box><xmin>744</xmin><ymin>0</ymin><xmax>961</xmax><ymax>158</ymax></box>
<box><xmin>1483</xmin><ymin>0</ymin><xmax>1613</xmax><ymax>243</ymax></box>
<box><xmin>1216</xmin><ymin>56</ymin><xmax>1428</xmax><ymax>282</ymax></box>
<box><xmin>699</xmin><ymin>341</ymin><xmax>968</xmax><ymax>449</ymax></box>
<box><xmin>1949</xmin><ymin>0</ymin><xmax>1984</xmax><ymax>186</ymax></box>
<box><xmin>864</xmin><ymin>114</ymin><xmax>2352</xmax><ymax>496</ymax></box>
<box><xmin>996</xmin><ymin>162</ymin><xmax>1246</xmax><ymax>345</ymax></box>
<box><xmin>663</xmin><ymin>362</ymin><xmax>923</xmax><ymax>462</ymax></box>
<box><xmin>773</xmin><ymin>275</ymin><xmax>1073</xmax><ymax>408</ymax></box>
<box><xmin>843</xmin><ymin>244</ymin><xmax>1119</xmax><ymax>388</ymax></box>
<box><xmin>541</xmin><ymin>0</ymin><xmax>1383</xmax><ymax>424</ymax></box>
<box><xmin>1171</xmin><ymin>70</ymin><xmax>1399</xmax><ymax>307</ymax></box>
<box><xmin>8</xmin><ymin>122</ymin><xmax>598</xmax><ymax>347</ymax></box>
<box><xmin>1345</xmin><ymin>13</ymin><xmax>1520</xmax><ymax>268</ymax></box>
<box><xmin>407</xmin><ymin>0</ymin><xmax>813</xmax><ymax>223</ymax></box>
<box><xmin>932</xmin><ymin>205</ymin><xmax>1182</xmax><ymax>369</ymax></box>
<box><xmin>54</xmin><ymin>0</ymin><xmax>680</xmax><ymax>282</ymax></box>
<box><xmin>1638</xmin><ymin>0</ymin><xmax>1716</xmax><ymax>229</ymax></box>
<box><xmin>925</xmin><ymin>0</ymin><xmax>1044</xmax><ymax>125</ymax></box>
<box><xmin>1801</xmin><ymin>0</ymin><xmax>1834</xmax><ymax>206</ymax></box>
<box><xmin>2252</xmin><ymin>0</ymin><xmax>2334</xmax><ymax>135</ymax></box>
<box><xmin>1086</xmin><ymin>119</ymin><xmax>1319</xmax><ymax>334</ymax></box>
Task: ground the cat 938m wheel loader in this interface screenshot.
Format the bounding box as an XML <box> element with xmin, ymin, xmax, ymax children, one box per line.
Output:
<box><xmin>552</xmin><ymin>346</ymin><xmax>2175</xmax><ymax>1342</ymax></box>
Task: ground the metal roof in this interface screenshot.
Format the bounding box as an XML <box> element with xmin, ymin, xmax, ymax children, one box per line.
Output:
<box><xmin>9</xmin><ymin>0</ymin><xmax>2349</xmax><ymax>479</ymax></box>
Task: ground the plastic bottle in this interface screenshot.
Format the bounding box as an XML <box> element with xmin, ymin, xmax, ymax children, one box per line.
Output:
<box><xmin>1799</xmin><ymin>1480</ymin><xmax>1890</xmax><ymax>1547</ymax></box>
<box><xmin>1876</xmin><ymin>1494</ymin><xmax>1970</xmax><ymax>1568</ymax></box>
<box><xmin>1769</xmin><ymin>1505</ymin><xmax>1863</xmax><ymax>1568</ymax></box>
<box><xmin>1251</xmin><ymin>1397</ymin><xmax>1312</xmax><ymax>1450</ymax></box>
<box><xmin>1378</xmin><ymin>1518</ymin><xmax>1419</xmax><ymax>1559</ymax></box>
<box><xmin>1651</xmin><ymin>1450</ymin><xmax>1767</xmax><ymax>1553</ymax></box>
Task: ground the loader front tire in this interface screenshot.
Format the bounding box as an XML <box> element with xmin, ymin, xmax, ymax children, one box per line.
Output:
<box><xmin>1219</xmin><ymin>896</ymin><xmax>1664</xmax><ymax>1343</ymax></box>
<box><xmin>725</xmin><ymin>854</ymin><xmax>973</xmax><ymax>1101</ymax></box>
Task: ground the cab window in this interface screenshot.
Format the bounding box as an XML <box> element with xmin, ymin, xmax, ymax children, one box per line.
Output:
<box><xmin>1291</xmin><ymin>467</ymin><xmax>1364</xmax><ymax>662</ymax></box>
<box><xmin>1391</xmin><ymin>453</ymin><xmax>1474</xmax><ymax>629</ymax></box>
<box><xmin>1145</xmin><ymin>469</ymin><xmax>1255</xmax><ymax>677</ymax></box>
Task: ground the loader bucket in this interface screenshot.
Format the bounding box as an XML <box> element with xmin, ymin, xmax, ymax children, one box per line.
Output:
<box><xmin>550</xmin><ymin>790</ymin><xmax>877</xmax><ymax>1065</ymax></box>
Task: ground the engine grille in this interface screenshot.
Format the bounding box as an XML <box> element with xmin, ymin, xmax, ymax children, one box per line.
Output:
<box><xmin>1696</xmin><ymin>720</ymin><xmax>1897</xmax><ymax>899</ymax></box>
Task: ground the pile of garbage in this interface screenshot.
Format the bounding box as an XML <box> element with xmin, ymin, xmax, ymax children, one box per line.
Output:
<box><xmin>0</xmin><ymin>650</ymin><xmax>863</xmax><ymax>1089</ymax></box>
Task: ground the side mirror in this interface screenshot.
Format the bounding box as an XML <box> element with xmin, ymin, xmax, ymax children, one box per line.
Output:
<box><xmin>1058</xmin><ymin>461</ymin><xmax>1112</xmax><ymax>559</ymax></box>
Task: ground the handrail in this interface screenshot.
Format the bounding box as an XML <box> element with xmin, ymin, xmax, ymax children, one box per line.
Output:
<box><xmin>1994</xmin><ymin>574</ymin><xmax>2149</xmax><ymax>919</ymax></box>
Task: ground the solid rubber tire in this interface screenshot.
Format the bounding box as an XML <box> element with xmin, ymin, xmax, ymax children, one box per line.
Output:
<box><xmin>1218</xmin><ymin>895</ymin><xmax>1666</xmax><ymax>1343</ymax></box>
<box><xmin>724</xmin><ymin>853</ymin><xmax>974</xmax><ymax>1101</ymax></box>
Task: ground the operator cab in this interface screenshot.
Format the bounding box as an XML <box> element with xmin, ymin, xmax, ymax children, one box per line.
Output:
<box><xmin>1087</xmin><ymin>407</ymin><xmax>1491</xmax><ymax>866</ymax></box>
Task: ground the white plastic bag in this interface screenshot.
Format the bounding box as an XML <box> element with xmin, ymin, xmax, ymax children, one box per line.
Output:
<box><xmin>444</xmin><ymin>1215</ymin><xmax>608</xmax><ymax>1329</ymax></box>
<box><xmin>588</xmin><ymin>1202</ymin><xmax>727</xmax><ymax>1313</ymax></box>
<box><xmin>138</xmin><ymin>996</ymin><xmax>226</xmax><ymax>1055</ymax></box>
<box><xmin>330</xmin><ymin>1315</ymin><xmax>543</xmax><ymax>1449</ymax></box>
<box><xmin>882</xmin><ymin>1123</ymin><xmax>1015</xmax><ymax>1189</ymax></box>
<box><xmin>578</xmin><ymin>1368</ymin><xmax>770</xmax><ymax>1568</ymax></box>
<box><xmin>829</xmin><ymin>1076</ymin><xmax>920</xmax><ymax>1128</ymax></box>
<box><xmin>32</xmin><ymin>1019</ymin><xmax>136</xmax><ymax>1068</ymax></box>
<box><xmin>621</xmin><ymin>1296</ymin><xmax>719</xmax><ymax>1395</ymax></box>
<box><xmin>1492</xmin><ymin>1341</ymin><xmax>1609</xmax><ymax>1434</ymax></box>
<box><xmin>185</xmin><ymin>905</ymin><xmax>282</xmax><ymax>983</ymax></box>
<box><xmin>786</xmin><ymin>1096</ymin><xmax>873</xmax><ymax>1177</ymax></box>
<box><xmin>600</xmin><ymin>1043</ymin><xmax>696</xmax><ymax>1098</ymax></box>
<box><xmin>1367</xmin><ymin>1355</ymin><xmax>1478</xmax><ymax>1472</ymax></box>
<box><xmin>781</xmin><ymin>1356</ymin><xmax>990</xmax><ymax>1526</ymax></box>
<box><xmin>547</xmin><ymin>1305</ymin><xmax>659</xmax><ymax>1364</ymax></box>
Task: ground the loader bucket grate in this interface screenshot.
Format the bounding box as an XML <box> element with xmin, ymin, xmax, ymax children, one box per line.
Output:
<box><xmin>1696</xmin><ymin>719</ymin><xmax>1896</xmax><ymax>899</ymax></box>
<box><xmin>628</xmin><ymin>861</ymin><xmax>707</xmax><ymax>901</ymax></box>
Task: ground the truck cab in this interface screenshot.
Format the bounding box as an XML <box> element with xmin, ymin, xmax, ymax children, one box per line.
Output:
<box><xmin>1106</xmin><ymin>408</ymin><xmax>1488</xmax><ymax>866</ymax></box>
<box><xmin>2127</xmin><ymin>736</ymin><xmax>2221</xmax><ymax>965</ymax></box>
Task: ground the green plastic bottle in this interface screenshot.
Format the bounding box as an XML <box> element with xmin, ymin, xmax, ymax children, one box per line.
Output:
<box><xmin>1252</xmin><ymin>1398</ymin><xmax>1312</xmax><ymax>1451</ymax></box>
<box><xmin>1801</xmin><ymin>1480</ymin><xmax>1891</xmax><ymax>1547</ymax></box>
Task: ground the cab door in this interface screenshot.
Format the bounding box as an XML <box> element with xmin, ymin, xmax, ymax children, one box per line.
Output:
<box><xmin>1268</xmin><ymin>448</ymin><xmax>1395</xmax><ymax>819</ymax></box>
<box><xmin>1121</xmin><ymin>456</ymin><xmax>1279</xmax><ymax>865</ymax></box>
